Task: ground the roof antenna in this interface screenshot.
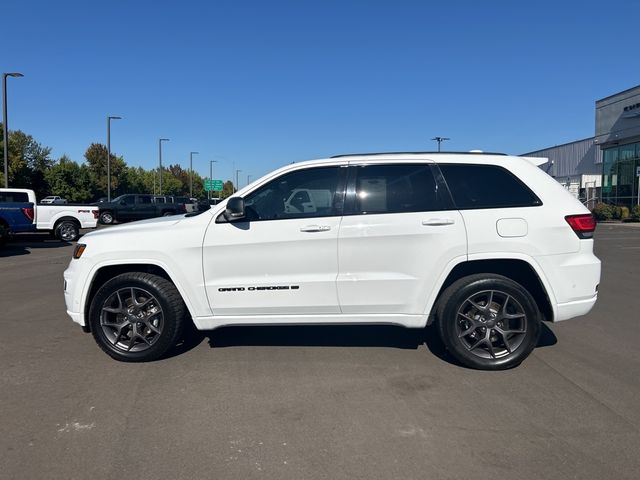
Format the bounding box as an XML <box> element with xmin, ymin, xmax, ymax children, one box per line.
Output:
<box><xmin>431</xmin><ymin>136</ymin><xmax>450</xmax><ymax>152</ymax></box>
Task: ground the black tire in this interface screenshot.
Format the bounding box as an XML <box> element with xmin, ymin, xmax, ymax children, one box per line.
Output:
<box><xmin>0</xmin><ymin>225</ymin><xmax>8</xmax><ymax>247</ymax></box>
<box><xmin>100</xmin><ymin>211</ymin><xmax>114</xmax><ymax>224</ymax></box>
<box><xmin>89</xmin><ymin>272</ymin><xmax>187</xmax><ymax>362</ymax></box>
<box><xmin>162</xmin><ymin>210</ymin><xmax>174</xmax><ymax>217</ymax></box>
<box><xmin>54</xmin><ymin>220</ymin><xmax>79</xmax><ymax>242</ymax></box>
<box><xmin>436</xmin><ymin>274</ymin><xmax>541</xmax><ymax>370</ymax></box>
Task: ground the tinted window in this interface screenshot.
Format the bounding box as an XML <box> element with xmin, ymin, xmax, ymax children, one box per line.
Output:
<box><xmin>439</xmin><ymin>164</ymin><xmax>541</xmax><ymax>209</ymax></box>
<box><xmin>153</xmin><ymin>196</ymin><xmax>166</xmax><ymax>204</ymax></box>
<box><xmin>352</xmin><ymin>164</ymin><xmax>445</xmax><ymax>214</ymax></box>
<box><xmin>0</xmin><ymin>192</ymin><xmax>29</xmax><ymax>202</ymax></box>
<box><xmin>121</xmin><ymin>195</ymin><xmax>136</xmax><ymax>205</ymax></box>
<box><xmin>244</xmin><ymin>167</ymin><xmax>341</xmax><ymax>221</ymax></box>
<box><xmin>138</xmin><ymin>196</ymin><xmax>152</xmax><ymax>204</ymax></box>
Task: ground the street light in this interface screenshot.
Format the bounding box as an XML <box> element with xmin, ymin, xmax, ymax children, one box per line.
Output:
<box><xmin>209</xmin><ymin>159</ymin><xmax>217</xmax><ymax>200</ymax></box>
<box><xmin>189</xmin><ymin>151</ymin><xmax>199</xmax><ymax>198</ymax></box>
<box><xmin>431</xmin><ymin>136</ymin><xmax>450</xmax><ymax>152</ymax></box>
<box><xmin>235</xmin><ymin>169</ymin><xmax>242</xmax><ymax>193</ymax></box>
<box><xmin>106</xmin><ymin>116</ymin><xmax>122</xmax><ymax>202</ymax></box>
<box><xmin>3</xmin><ymin>72</ymin><xmax>24</xmax><ymax>188</ymax></box>
<box><xmin>158</xmin><ymin>138</ymin><xmax>169</xmax><ymax>195</ymax></box>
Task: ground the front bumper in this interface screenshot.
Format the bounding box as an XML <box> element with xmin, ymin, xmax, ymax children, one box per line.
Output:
<box><xmin>64</xmin><ymin>261</ymin><xmax>87</xmax><ymax>326</ymax></box>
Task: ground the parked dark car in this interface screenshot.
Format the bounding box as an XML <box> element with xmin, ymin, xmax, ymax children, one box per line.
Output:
<box><xmin>98</xmin><ymin>194</ymin><xmax>187</xmax><ymax>224</ymax></box>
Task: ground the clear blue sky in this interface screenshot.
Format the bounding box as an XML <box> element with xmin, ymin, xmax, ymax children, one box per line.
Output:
<box><xmin>4</xmin><ymin>0</ymin><xmax>640</xmax><ymax>185</ymax></box>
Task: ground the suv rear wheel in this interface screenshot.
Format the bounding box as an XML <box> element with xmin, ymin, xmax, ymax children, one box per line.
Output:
<box><xmin>88</xmin><ymin>272</ymin><xmax>186</xmax><ymax>362</ymax></box>
<box><xmin>436</xmin><ymin>274</ymin><xmax>541</xmax><ymax>370</ymax></box>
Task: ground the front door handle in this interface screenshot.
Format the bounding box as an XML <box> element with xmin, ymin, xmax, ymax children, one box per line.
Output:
<box><xmin>422</xmin><ymin>218</ymin><xmax>455</xmax><ymax>226</ymax></box>
<box><xmin>300</xmin><ymin>225</ymin><xmax>331</xmax><ymax>232</ymax></box>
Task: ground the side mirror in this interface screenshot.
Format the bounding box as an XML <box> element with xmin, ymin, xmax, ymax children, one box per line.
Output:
<box><xmin>224</xmin><ymin>197</ymin><xmax>245</xmax><ymax>221</ymax></box>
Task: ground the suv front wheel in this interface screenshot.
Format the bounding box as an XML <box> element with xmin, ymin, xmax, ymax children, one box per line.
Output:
<box><xmin>88</xmin><ymin>272</ymin><xmax>186</xmax><ymax>362</ymax></box>
<box><xmin>436</xmin><ymin>274</ymin><xmax>541</xmax><ymax>370</ymax></box>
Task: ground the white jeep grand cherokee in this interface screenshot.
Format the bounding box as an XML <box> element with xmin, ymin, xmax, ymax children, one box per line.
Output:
<box><xmin>64</xmin><ymin>152</ymin><xmax>600</xmax><ymax>370</ymax></box>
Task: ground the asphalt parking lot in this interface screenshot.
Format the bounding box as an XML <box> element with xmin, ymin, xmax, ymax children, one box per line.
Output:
<box><xmin>1</xmin><ymin>224</ymin><xmax>639</xmax><ymax>480</ymax></box>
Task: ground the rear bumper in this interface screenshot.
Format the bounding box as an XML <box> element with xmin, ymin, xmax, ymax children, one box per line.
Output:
<box><xmin>535</xmin><ymin>242</ymin><xmax>601</xmax><ymax>322</ymax></box>
<box><xmin>555</xmin><ymin>294</ymin><xmax>598</xmax><ymax>322</ymax></box>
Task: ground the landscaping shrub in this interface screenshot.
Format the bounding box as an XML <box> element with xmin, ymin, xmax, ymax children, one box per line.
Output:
<box><xmin>592</xmin><ymin>203</ymin><xmax>614</xmax><ymax>221</ymax></box>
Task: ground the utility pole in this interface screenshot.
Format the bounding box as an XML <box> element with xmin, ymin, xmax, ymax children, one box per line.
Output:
<box><xmin>431</xmin><ymin>136</ymin><xmax>450</xmax><ymax>152</ymax></box>
<box><xmin>2</xmin><ymin>72</ymin><xmax>24</xmax><ymax>188</ymax></box>
<box><xmin>106</xmin><ymin>116</ymin><xmax>122</xmax><ymax>202</ymax></box>
<box><xmin>247</xmin><ymin>174</ymin><xmax>252</xmax><ymax>185</ymax></box>
<box><xmin>235</xmin><ymin>169</ymin><xmax>242</xmax><ymax>193</ymax></box>
<box><xmin>209</xmin><ymin>159</ymin><xmax>217</xmax><ymax>201</ymax></box>
<box><xmin>189</xmin><ymin>151</ymin><xmax>199</xmax><ymax>198</ymax></box>
<box><xmin>158</xmin><ymin>138</ymin><xmax>169</xmax><ymax>195</ymax></box>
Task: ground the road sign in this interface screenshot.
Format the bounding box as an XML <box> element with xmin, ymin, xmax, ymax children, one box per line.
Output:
<box><xmin>204</xmin><ymin>179</ymin><xmax>224</xmax><ymax>192</ymax></box>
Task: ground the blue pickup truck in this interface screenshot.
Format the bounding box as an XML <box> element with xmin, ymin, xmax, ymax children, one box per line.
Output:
<box><xmin>0</xmin><ymin>201</ymin><xmax>36</xmax><ymax>246</ymax></box>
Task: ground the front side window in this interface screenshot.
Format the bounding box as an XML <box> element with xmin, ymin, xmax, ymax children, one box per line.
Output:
<box><xmin>351</xmin><ymin>164</ymin><xmax>446</xmax><ymax>214</ymax></box>
<box><xmin>438</xmin><ymin>164</ymin><xmax>541</xmax><ymax>209</ymax></box>
<box><xmin>243</xmin><ymin>167</ymin><xmax>342</xmax><ymax>221</ymax></box>
<box><xmin>137</xmin><ymin>195</ymin><xmax>152</xmax><ymax>205</ymax></box>
<box><xmin>122</xmin><ymin>195</ymin><xmax>136</xmax><ymax>205</ymax></box>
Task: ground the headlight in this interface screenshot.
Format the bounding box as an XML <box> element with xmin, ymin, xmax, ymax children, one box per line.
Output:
<box><xmin>73</xmin><ymin>244</ymin><xmax>87</xmax><ymax>259</ymax></box>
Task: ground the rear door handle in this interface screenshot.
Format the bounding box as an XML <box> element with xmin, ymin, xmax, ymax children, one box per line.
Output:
<box><xmin>422</xmin><ymin>218</ymin><xmax>455</xmax><ymax>226</ymax></box>
<box><xmin>300</xmin><ymin>225</ymin><xmax>331</xmax><ymax>232</ymax></box>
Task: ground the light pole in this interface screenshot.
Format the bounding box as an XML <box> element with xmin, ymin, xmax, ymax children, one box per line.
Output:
<box><xmin>3</xmin><ymin>72</ymin><xmax>24</xmax><ymax>188</ymax></box>
<box><xmin>246</xmin><ymin>174</ymin><xmax>252</xmax><ymax>186</ymax></box>
<box><xmin>209</xmin><ymin>159</ymin><xmax>217</xmax><ymax>200</ymax></box>
<box><xmin>189</xmin><ymin>151</ymin><xmax>199</xmax><ymax>198</ymax></box>
<box><xmin>106</xmin><ymin>116</ymin><xmax>122</xmax><ymax>202</ymax></box>
<box><xmin>158</xmin><ymin>138</ymin><xmax>169</xmax><ymax>195</ymax></box>
<box><xmin>431</xmin><ymin>136</ymin><xmax>450</xmax><ymax>152</ymax></box>
<box><xmin>235</xmin><ymin>169</ymin><xmax>242</xmax><ymax>193</ymax></box>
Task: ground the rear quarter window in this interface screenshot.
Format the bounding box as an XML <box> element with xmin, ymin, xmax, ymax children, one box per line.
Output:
<box><xmin>0</xmin><ymin>192</ymin><xmax>29</xmax><ymax>202</ymax></box>
<box><xmin>438</xmin><ymin>164</ymin><xmax>542</xmax><ymax>209</ymax></box>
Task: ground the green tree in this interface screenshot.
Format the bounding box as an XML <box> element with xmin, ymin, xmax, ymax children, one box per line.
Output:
<box><xmin>84</xmin><ymin>143</ymin><xmax>126</xmax><ymax>198</ymax></box>
<box><xmin>0</xmin><ymin>124</ymin><xmax>53</xmax><ymax>198</ymax></box>
<box><xmin>45</xmin><ymin>155</ymin><xmax>92</xmax><ymax>202</ymax></box>
<box><xmin>221</xmin><ymin>180</ymin><xmax>235</xmax><ymax>199</ymax></box>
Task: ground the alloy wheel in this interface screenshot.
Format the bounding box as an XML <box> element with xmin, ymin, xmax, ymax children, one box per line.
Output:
<box><xmin>456</xmin><ymin>290</ymin><xmax>527</xmax><ymax>360</ymax></box>
<box><xmin>100</xmin><ymin>287</ymin><xmax>164</xmax><ymax>352</ymax></box>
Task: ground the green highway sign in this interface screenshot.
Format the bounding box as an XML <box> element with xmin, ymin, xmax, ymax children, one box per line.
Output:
<box><xmin>204</xmin><ymin>179</ymin><xmax>224</xmax><ymax>192</ymax></box>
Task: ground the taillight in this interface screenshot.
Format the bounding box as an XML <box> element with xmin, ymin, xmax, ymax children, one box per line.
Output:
<box><xmin>21</xmin><ymin>207</ymin><xmax>35</xmax><ymax>222</ymax></box>
<box><xmin>565</xmin><ymin>214</ymin><xmax>596</xmax><ymax>239</ymax></box>
<box><xmin>92</xmin><ymin>209</ymin><xmax>99</xmax><ymax>219</ymax></box>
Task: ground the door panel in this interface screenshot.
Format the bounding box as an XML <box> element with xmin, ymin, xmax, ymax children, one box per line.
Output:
<box><xmin>337</xmin><ymin>211</ymin><xmax>466</xmax><ymax>313</ymax></box>
<box><xmin>337</xmin><ymin>162</ymin><xmax>467</xmax><ymax>314</ymax></box>
<box><xmin>203</xmin><ymin>217</ymin><xmax>341</xmax><ymax>315</ymax></box>
<box><xmin>203</xmin><ymin>164</ymin><xmax>346</xmax><ymax>316</ymax></box>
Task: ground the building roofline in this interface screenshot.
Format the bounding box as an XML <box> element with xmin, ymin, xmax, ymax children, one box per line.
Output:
<box><xmin>596</xmin><ymin>84</ymin><xmax>640</xmax><ymax>104</ymax></box>
<box><xmin>521</xmin><ymin>136</ymin><xmax>595</xmax><ymax>156</ymax></box>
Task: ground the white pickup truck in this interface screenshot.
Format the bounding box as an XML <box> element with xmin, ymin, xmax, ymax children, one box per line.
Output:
<box><xmin>0</xmin><ymin>188</ymin><xmax>99</xmax><ymax>241</ymax></box>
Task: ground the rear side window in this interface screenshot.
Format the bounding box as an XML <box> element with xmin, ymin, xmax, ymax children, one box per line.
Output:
<box><xmin>351</xmin><ymin>164</ymin><xmax>447</xmax><ymax>214</ymax></box>
<box><xmin>0</xmin><ymin>192</ymin><xmax>29</xmax><ymax>202</ymax></box>
<box><xmin>438</xmin><ymin>164</ymin><xmax>541</xmax><ymax>209</ymax></box>
<box><xmin>138</xmin><ymin>196</ymin><xmax>152</xmax><ymax>204</ymax></box>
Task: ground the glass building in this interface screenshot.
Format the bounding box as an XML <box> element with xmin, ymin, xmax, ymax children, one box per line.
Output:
<box><xmin>602</xmin><ymin>142</ymin><xmax>640</xmax><ymax>207</ymax></box>
<box><xmin>596</xmin><ymin>85</ymin><xmax>640</xmax><ymax>209</ymax></box>
<box><xmin>525</xmin><ymin>85</ymin><xmax>640</xmax><ymax>209</ymax></box>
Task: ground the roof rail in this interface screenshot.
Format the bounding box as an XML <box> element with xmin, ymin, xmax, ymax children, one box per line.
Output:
<box><xmin>330</xmin><ymin>151</ymin><xmax>507</xmax><ymax>158</ymax></box>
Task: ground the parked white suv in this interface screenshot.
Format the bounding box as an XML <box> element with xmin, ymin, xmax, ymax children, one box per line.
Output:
<box><xmin>64</xmin><ymin>152</ymin><xmax>600</xmax><ymax>369</ymax></box>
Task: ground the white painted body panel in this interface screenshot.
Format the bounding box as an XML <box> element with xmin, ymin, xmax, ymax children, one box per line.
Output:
<box><xmin>337</xmin><ymin>210</ymin><xmax>466</xmax><ymax>314</ymax></box>
<box><xmin>63</xmin><ymin>153</ymin><xmax>601</xmax><ymax>329</ymax></box>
